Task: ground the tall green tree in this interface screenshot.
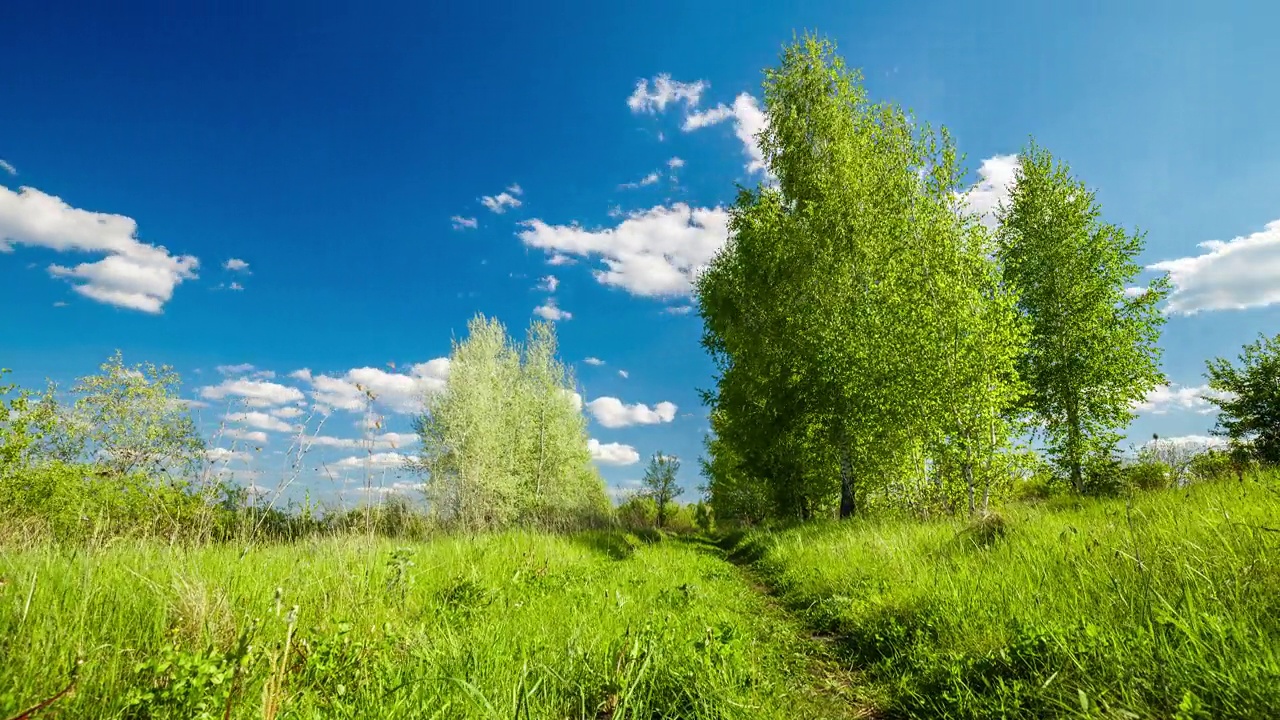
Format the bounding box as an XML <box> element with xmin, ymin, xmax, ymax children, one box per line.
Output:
<box><xmin>1204</xmin><ymin>332</ymin><xmax>1280</xmax><ymax>464</ymax></box>
<box><xmin>698</xmin><ymin>34</ymin><xmax>1027</xmax><ymax>520</ymax></box>
<box><xmin>641</xmin><ymin>452</ymin><xmax>682</xmax><ymax>528</ymax></box>
<box><xmin>996</xmin><ymin>141</ymin><xmax>1170</xmax><ymax>492</ymax></box>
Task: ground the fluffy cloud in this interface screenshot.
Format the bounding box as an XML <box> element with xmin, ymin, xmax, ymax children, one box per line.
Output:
<box><xmin>223</xmin><ymin>258</ymin><xmax>249</xmax><ymax>272</ymax></box>
<box><xmin>305</xmin><ymin>432</ymin><xmax>417</xmax><ymax>450</ymax></box>
<box><xmin>627</xmin><ymin>75</ymin><xmax>706</xmax><ymax>114</ymax></box>
<box><xmin>333</xmin><ymin>451</ymin><xmax>411</xmax><ymax>470</ymax></box>
<box><xmin>533</xmin><ymin>299</ymin><xmax>572</xmax><ymax>321</ymax></box>
<box><xmin>206</xmin><ymin>447</ymin><xmax>252</xmax><ymax>463</ymax></box>
<box><xmin>480</xmin><ymin>184</ymin><xmax>523</xmax><ymax>214</ymax></box>
<box><xmin>200</xmin><ymin>378</ymin><xmax>305</xmax><ymax>407</ymax></box>
<box><xmin>1135</xmin><ymin>384</ymin><xmax>1222</xmax><ymax>415</ymax></box>
<box><xmin>270</xmin><ymin>406</ymin><xmax>305</xmax><ymax>419</ymax></box>
<box><xmin>960</xmin><ymin>154</ymin><xmax>1020</xmax><ymax>228</ymax></box>
<box><xmin>216</xmin><ymin>363</ymin><xmax>257</xmax><ymax>375</ymax></box>
<box><xmin>293</xmin><ymin>359</ymin><xmax>450</xmax><ymax>414</ymax></box>
<box><xmin>225</xmin><ymin>411</ymin><xmax>296</xmax><ymax>433</ymax></box>
<box><xmin>584</xmin><ymin>357</ymin><xmax>605</xmax><ymax>366</ymax></box>
<box><xmin>619</xmin><ymin>172</ymin><xmax>661</xmax><ymax>190</ymax></box>
<box><xmin>0</xmin><ymin>160</ymin><xmax>16</xmax><ymax>176</ymax></box>
<box><xmin>451</xmin><ymin>215</ymin><xmax>478</xmax><ymax>230</ymax></box>
<box><xmin>536</xmin><ymin>275</ymin><xmax>559</xmax><ymax>292</ymax></box>
<box><xmin>588</xmin><ymin>438</ymin><xmax>640</xmax><ymax>466</ymax></box>
<box><xmin>586</xmin><ymin>396</ymin><xmax>677</xmax><ymax>428</ymax></box>
<box><xmin>682</xmin><ymin>93</ymin><xmax>767</xmax><ymax>174</ymax></box>
<box><xmin>224</xmin><ymin>427</ymin><xmax>269</xmax><ymax>444</ymax></box>
<box><xmin>1</xmin><ymin>185</ymin><xmax>198</xmax><ymax>312</ymax></box>
<box><xmin>519</xmin><ymin>203</ymin><xmax>729</xmax><ymax>297</ymax></box>
<box><xmin>1148</xmin><ymin>219</ymin><xmax>1280</xmax><ymax>314</ymax></box>
<box><xmin>667</xmin><ymin>156</ymin><xmax>685</xmax><ymax>170</ymax></box>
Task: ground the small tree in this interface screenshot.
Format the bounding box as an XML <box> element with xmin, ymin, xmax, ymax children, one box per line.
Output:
<box><xmin>641</xmin><ymin>452</ymin><xmax>682</xmax><ymax>528</ymax></box>
<box><xmin>1205</xmin><ymin>332</ymin><xmax>1280</xmax><ymax>465</ymax></box>
<box><xmin>60</xmin><ymin>351</ymin><xmax>206</xmax><ymax>480</ymax></box>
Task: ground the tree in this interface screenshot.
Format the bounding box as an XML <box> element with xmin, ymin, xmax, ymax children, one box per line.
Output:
<box><xmin>59</xmin><ymin>351</ymin><xmax>206</xmax><ymax>480</ymax></box>
<box><xmin>1204</xmin><ymin>332</ymin><xmax>1280</xmax><ymax>465</ymax></box>
<box><xmin>996</xmin><ymin>141</ymin><xmax>1169</xmax><ymax>493</ymax></box>
<box><xmin>641</xmin><ymin>452</ymin><xmax>682</xmax><ymax>528</ymax></box>
<box><xmin>697</xmin><ymin>34</ymin><xmax>1027</xmax><ymax>520</ymax></box>
<box><xmin>413</xmin><ymin>314</ymin><xmax>608</xmax><ymax>531</ymax></box>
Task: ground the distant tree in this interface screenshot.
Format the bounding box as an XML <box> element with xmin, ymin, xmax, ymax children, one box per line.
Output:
<box><xmin>693</xmin><ymin>499</ymin><xmax>713</xmax><ymax>533</ymax></box>
<box><xmin>413</xmin><ymin>315</ymin><xmax>608</xmax><ymax>531</ymax></box>
<box><xmin>1204</xmin><ymin>332</ymin><xmax>1280</xmax><ymax>465</ymax></box>
<box><xmin>641</xmin><ymin>452</ymin><xmax>682</xmax><ymax>528</ymax></box>
<box><xmin>58</xmin><ymin>351</ymin><xmax>206</xmax><ymax>480</ymax></box>
<box><xmin>996</xmin><ymin>141</ymin><xmax>1170</xmax><ymax>493</ymax></box>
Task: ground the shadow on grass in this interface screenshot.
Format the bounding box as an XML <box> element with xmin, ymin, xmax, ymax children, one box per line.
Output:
<box><xmin>569</xmin><ymin>528</ymin><xmax>665</xmax><ymax>561</ymax></box>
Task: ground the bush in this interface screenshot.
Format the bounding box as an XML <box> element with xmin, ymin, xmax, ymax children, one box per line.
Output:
<box><xmin>1125</xmin><ymin>459</ymin><xmax>1171</xmax><ymax>491</ymax></box>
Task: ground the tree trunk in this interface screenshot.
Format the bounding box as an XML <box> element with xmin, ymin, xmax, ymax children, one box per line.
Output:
<box><xmin>1066</xmin><ymin>401</ymin><xmax>1083</xmax><ymax>493</ymax></box>
<box><xmin>964</xmin><ymin>461</ymin><xmax>975</xmax><ymax>515</ymax></box>
<box><xmin>839</xmin><ymin>449</ymin><xmax>857</xmax><ymax>519</ymax></box>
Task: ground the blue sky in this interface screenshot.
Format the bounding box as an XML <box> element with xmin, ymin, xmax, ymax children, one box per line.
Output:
<box><xmin>3</xmin><ymin>0</ymin><xmax>1279</xmax><ymax>505</ymax></box>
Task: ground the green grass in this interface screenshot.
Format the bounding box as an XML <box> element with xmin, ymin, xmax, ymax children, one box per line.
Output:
<box><xmin>0</xmin><ymin>531</ymin><xmax>854</xmax><ymax>719</ymax></box>
<box><xmin>732</xmin><ymin>475</ymin><xmax>1280</xmax><ymax>719</ymax></box>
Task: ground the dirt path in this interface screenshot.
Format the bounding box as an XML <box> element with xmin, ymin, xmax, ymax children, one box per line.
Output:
<box><xmin>681</xmin><ymin>536</ymin><xmax>877</xmax><ymax>719</ymax></box>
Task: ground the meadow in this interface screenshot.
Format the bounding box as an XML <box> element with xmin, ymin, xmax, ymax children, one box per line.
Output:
<box><xmin>4</xmin><ymin>474</ymin><xmax>1278</xmax><ymax>719</ymax></box>
<box><xmin>0</xmin><ymin>530</ymin><xmax>857</xmax><ymax>720</ymax></box>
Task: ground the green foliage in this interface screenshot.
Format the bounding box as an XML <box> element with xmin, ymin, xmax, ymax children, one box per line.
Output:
<box><xmin>996</xmin><ymin>142</ymin><xmax>1169</xmax><ymax>492</ymax></box>
<box><xmin>1205</xmin><ymin>331</ymin><xmax>1280</xmax><ymax>464</ymax></box>
<box><xmin>735</xmin><ymin>472</ymin><xmax>1280</xmax><ymax>718</ymax></box>
<box><xmin>414</xmin><ymin>315</ymin><xmax>610</xmax><ymax>531</ymax></box>
<box><xmin>697</xmin><ymin>35</ymin><xmax>1028</xmax><ymax>524</ymax></box>
<box><xmin>641</xmin><ymin>452</ymin><xmax>682</xmax><ymax>528</ymax></box>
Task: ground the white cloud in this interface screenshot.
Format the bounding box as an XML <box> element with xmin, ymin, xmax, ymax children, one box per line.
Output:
<box><xmin>618</xmin><ymin>369</ymin><xmax>629</xmax><ymax>379</ymax></box>
<box><xmin>333</xmin><ymin>451</ymin><xmax>411</xmax><ymax>470</ymax></box>
<box><xmin>533</xmin><ymin>298</ymin><xmax>572</xmax><ymax>321</ymax></box>
<box><xmin>519</xmin><ymin>203</ymin><xmax>729</xmax><ymax>297</ymax></box>
<box><xmin>225</xmin><ymin>411</ymin><xmax>296</xmax><ymax>433</ymax></box>
<box><xmin>200</xmin><ymin>378</ymin><xmax>305</xmax><ymax>407</ymax></box>
<box><xmin>227</xmin><ymin>281</ymin><xmax>244</xmax><ymax>291</ymax></box>
<box><xmin>0</xmin><ymin>185</ymin><xmax>198</xmax><ymax>313</ymax></box>
<box><xmin>1135</xmin><ymin>384</ymin><xmax>1222</xmax><ymax>415</ymax></box>
<box><xmin>297</xmin><ymin>359</ymin><xmax>450</xmax><ymax>414</ymax></box>
<box><xmin>306</xmin><ymin>432</ymin><xmax>417</xmax><ymax>450</ymax></box>
<box><xmin>546</xmin><ymin>253</ymin><xmax>576</xmax><ymax>266</ymax></box>
<box><xmin>682</xmin><ymin>93</ymin><xmax>767</xmax><ymax>174</ymax></box>
<box><xmin>663</xmin><ymin>304</ymin><xmax>694</xmax><ymax>315</ymax></box>
<box><xmin>1149</xmin><ymin>219</ymin><xmax>1280</xmax><ymax>314</ymax></box>
<box><xmin>586</xmin><ymin>396</ymin><xmax>677</xmax><ymax>428</ymax></box>
<box><xmin>507</xmin><ymin>183</ymin><xmax>522</xmax><ymax>195</ymax></box>
<box><xmin>619</xmin><ymin>172</ymin><xmax>661</xmax><ymax>190</ymax></box>
<box><xmin>207</xmin><ymin>447</ymin><xmax>252</xmax><ymax>463</ymax></box>
<box><xmin>217</xmin><ymin>363</ymin><xmax>257</xmax><ymax>375</ymax></box>
<box><xmin>536</xmin><ymin>275</ymin><xmax>559</xmax><ymax>292</ymax></box>
<box><xmin>563</xmin><ymin>389</ymin><xmax>584</xmax><ymax>412</ymax></box>
<box><xmin>627</xmin><ymin>74</ymin><xmax>707</xmax><ymax>114</ymax></box>
<box><xmin>1142</xmin><ymin>434</ymin><xmax>1227</xmax><ymax>450</ymax></box>
<box><xmin>960</xmin><ymin>154</ymin><xmax>1020</xmax><ymax>228</ymax></box>
<box><xmin>667</xmin><ymin>156</ymin><xmax>685</xmax><ymax>169</ymax></box>
<box><xmin>588</xmin><ymin>438</ymin><xmax>641</xmax><ymax>466</ymax></box>
<box><xmin>451</xmin><ymin>215</ymin><xmax>478</xmax><ymax>230</ymax></box>
<box><xmin>224</xmin><ymin>428</ymin><xmax>268</xmax><ymax>444</ymax></box>
<box><xmin>1124</xmin><ymin>286</ymin><xmax>1150</xmax><ymax>298</ymax></box>
<box><xmin>0</xmin><ymin>160</ymin><xmax>16</xmax><ymax>176</ymax></box>
<box><xmin>223</xmin><ymin>258</ymin><xmax>250</xmax><ymax>272</ymax></box>
<box><xmin>480</xmin><ymin>184</ymin><xmax>523</xmax><ymax>214</ymax></box>
<box><xmin>584</xmin><ymin>357</ymin><xmax>605</xmax><ymax>366</ymax></box>
<box><xmin>270</xmin><ymin>406</ymin><xmax>304</xmax><ymax>419</ymax></box>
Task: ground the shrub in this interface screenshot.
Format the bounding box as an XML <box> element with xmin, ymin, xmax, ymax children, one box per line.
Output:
<box><xmin>1125</xmin><ymin>459</ymin><xmax>1171</xmax><ymax>491</ymax></box>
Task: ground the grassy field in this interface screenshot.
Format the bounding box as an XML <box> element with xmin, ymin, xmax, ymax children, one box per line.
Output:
<box><xmin>730</xmin><ymin>475</ymin><xmax>1280</xmax><ymax>719</ymax></box>
<box><xmin>0</xmin><ymin>531</ymin><xmax>856</xmax><ymax>720</ymax></box>
<box><xmin>3</xmin><ymin>477</ymin><xmax>1278</xmax><ymax>719</ymax></box>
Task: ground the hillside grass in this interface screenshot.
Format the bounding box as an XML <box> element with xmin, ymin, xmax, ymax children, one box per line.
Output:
<box><xmin>730</xmin><ymin>475</ymin><xmax>1280</xmax><ymax>719</ymax></box>
<box><xmin>0</xmin><ymin>530</ymin><xmax>854</xmax><ymax>720</ymax></box>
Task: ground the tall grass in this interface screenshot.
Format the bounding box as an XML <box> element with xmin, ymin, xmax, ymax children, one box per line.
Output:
<box><xmin>0</xmin><ymin>531</ymin><xmax>851</xmax><ymax>719</ymax></box>
<box><xmin>734</xmin><ymin>474</ymin><xmax>1280</xmax><ymax>719</ymax></box>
